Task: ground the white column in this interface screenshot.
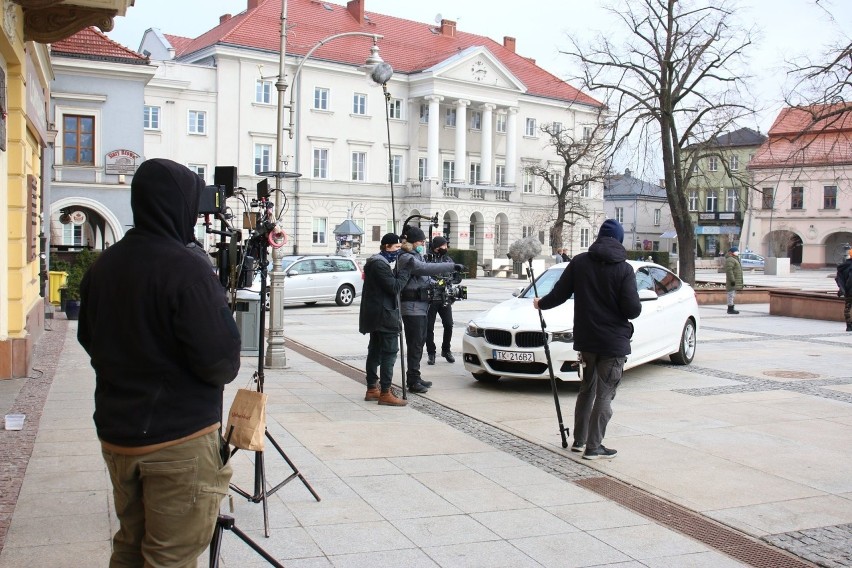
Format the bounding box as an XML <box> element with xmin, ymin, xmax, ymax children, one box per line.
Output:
<box><xmin>454</xmin><ymin>99</ymin><xmax>470</xmax><ymax>182</ymax></box>
<box><xmin>505</xmin><ymin>107</ymin><xmax>519</xmax><ymax>186</ymax></box>
<box><xmin>425</xmin><ymin>95</ymin><xmax>443</xmax><ymax>179</ymax></box>
<box><xmin>408</xmin><ymin>99</ymin><xmax>420</xmax><ymax>181</ymax></box>
<box><xmin>480</xmin><ymin>103</ymin><xmax>495</xmax><ymax>185</ymax></box>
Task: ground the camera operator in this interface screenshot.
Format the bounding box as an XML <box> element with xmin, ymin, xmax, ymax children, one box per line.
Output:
<box><xmin>424</xmin><ymin>236</ymin><xmax>457</xmax><ymax>365</ymax></box>
<box><xmin>77</xmin><ymin>158</ymin><xmax>241</xmax><ymax>566</ymax></box>
<box><xmin>359</xmin><ymin>233</ymin><xmax>411</xmax><ymax>406</ymax></box>
<box><xmin>398</xmin><ymin>226</ymin><xmax>462</xmax><ymax>393</ymax></box>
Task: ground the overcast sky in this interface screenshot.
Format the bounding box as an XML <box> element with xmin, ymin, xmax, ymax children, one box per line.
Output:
<box><xmin>108</xmin><ymin>0</ymin><xmax>850</xmax><ymax>135</ymax></box>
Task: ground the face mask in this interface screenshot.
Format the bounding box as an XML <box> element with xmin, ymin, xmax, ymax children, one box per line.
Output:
<box><xmin>415</xmin><ymin>245</ymin><xmax>425</xmax><ymax>254</ymax></box>
<box><xmin>437</xmin><ymin>248</ymin><xmax>448</xmax><ymax>255</ymax></box>
<box><xmin>380</xmin><ymin>250</ymin><xmax>399</xmax><ymax>262</ymax></box>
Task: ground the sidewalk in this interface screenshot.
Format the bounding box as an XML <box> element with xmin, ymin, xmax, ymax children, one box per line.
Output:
<box><xmin>0</xmin><ymin>319</ymin><xmax>794</xmax><ymax>568</ymax></box>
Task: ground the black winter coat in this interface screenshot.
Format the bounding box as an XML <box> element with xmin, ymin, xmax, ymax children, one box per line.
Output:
<box><xmin>538</xmin><ymin>236</ymin><xmax>642</xmax><ymax>357</ymax></box>
<box><xmin>78</xmin><ymin>158</ymin><xmax>241</xmax><ymax>447</ymax></box>
<box><xmin>359</xmin><ymin>254</ymin><xmax>411</xmax><ymax>334</ymax></box>
<box><xmin>836</xmin><ymin>259</ymin><xmax>852</xmax><ymax>297</ymax></box>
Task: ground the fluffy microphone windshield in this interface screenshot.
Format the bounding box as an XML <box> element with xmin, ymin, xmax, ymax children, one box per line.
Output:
<box><xmin>507</xmin><ymin>237</ymin><xmax>542</xmax><ymax>263</ymax></box>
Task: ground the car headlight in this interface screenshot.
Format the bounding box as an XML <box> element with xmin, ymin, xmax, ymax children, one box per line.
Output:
<box><xmin>466</xmin><ymin>322</ymin><xmax>485</xmax><ymax>338</ymax></box>
<box><xmin>550</xmin><ymin>331</ymin><xmax>574</xmax><ymax>343</ymax></box>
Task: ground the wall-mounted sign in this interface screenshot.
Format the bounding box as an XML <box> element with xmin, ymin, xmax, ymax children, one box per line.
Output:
<box><xmin>70</xmin><ymin>210</ymin><xmax>87</xmax><ymax>225</ymax></box>
<box><xmin>105</xmin><ymin>149</ymin><xmax>142</xmax><ymax>175</ymax></box>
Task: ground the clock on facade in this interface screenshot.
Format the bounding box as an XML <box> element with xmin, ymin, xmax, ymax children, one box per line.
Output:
<box><xmin>471</xmin><ymin>60</ymin><xmax>488</xmax><ymax>82</ymax></box>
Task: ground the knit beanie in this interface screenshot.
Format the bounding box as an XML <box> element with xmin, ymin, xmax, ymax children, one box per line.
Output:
<box><xmin>598</xmin><ymin>219</ymin><xmax>625</xmax><ymax>243</ymax></box>
<box><xmin>402</xmin><ymin>225</ymin><xmax>426</xmax><ymax>243</ymax></box>
<box><xmin>380</xmin><ymin>233</ymin><xmax>400</xmax><ymax>246</ymax></box>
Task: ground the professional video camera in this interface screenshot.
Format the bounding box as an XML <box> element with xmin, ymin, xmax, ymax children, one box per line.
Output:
<box><xmin>425</xmin><ymin>270</ymin><xmax>468</xmax><ymax>307</ymax></box>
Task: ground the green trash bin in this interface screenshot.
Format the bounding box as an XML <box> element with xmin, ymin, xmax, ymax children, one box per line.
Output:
<box><xmin>48</xmin><ymin>271</ymin><xmax>68</xmax><ymax>305</ymax></box>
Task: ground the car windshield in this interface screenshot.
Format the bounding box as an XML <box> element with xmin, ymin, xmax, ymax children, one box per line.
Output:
<box><xmin>519</xmin><ymin>268</ymin><xmax>565</xmax><ymax>299</ymax></box>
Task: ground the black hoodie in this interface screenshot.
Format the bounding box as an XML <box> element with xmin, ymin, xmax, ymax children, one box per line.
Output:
<box><xmin>78</xmin><ymin>158</ymin><xmax>241</xmax><ymax>447</ymax></box>
<box><xmin>538</xmin><ymin>236</ymin><xmax>642</xmax><ymax>356</ymax></box>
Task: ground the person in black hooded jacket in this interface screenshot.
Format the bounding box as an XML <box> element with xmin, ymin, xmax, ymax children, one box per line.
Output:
<box><xmin>78</xmin><ymin>158</ymin><xmax>241</xmax><ymax>567</ymax></box>
<box><xmin>836</xmin><ymin>248</ymin><xmax>852</xmax><ymax>331</ymax></box>
<box><xmin>534</xmin><ymin>219</ymin><xmax>641</xmax><ymax>461</ymax></box>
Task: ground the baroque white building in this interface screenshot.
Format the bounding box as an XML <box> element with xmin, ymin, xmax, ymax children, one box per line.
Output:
<box><xmin>137</xmin><ymin>0</ymin><xmax>605</xmax><ymax>262</ymax></box>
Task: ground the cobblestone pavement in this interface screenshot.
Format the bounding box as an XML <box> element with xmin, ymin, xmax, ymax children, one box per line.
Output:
<box><xmin>766</xmin><ymin>524</ymin><xmax>852</xmax><ymax>568</ymax></box>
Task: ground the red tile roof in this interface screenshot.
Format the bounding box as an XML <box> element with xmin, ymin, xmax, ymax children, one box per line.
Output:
<box><xmin>174</xmin><ymin>0</ymin><xmax>600</xmax><ymax>107</ymax></box>
<box><xmin>164</xmin><ymin>34</ymin><xmax>194</xmax><ymax>55</ymax></box>
<box><xmin>749</xmin><ymin>104</ymin><xmax>852</xmax><ymax>169</ymax></box>
<box><xmin>51</xmin><ymin>27</ymin><xmax>147</xmax><ymax>63</ymax></box>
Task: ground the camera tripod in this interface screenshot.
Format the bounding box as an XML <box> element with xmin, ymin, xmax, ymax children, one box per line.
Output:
<box><xmin>228</xmin><ymin>243</ymin><xmax>321</xmax><ymax>538</ymax></box>
<box><xmin>209</xmin><ymin>514</ymin><xmax>284</xmax><ymax>568</ymax></box>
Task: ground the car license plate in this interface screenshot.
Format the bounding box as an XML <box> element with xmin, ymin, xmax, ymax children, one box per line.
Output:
<box><xmin>493</xmin><ymin>350</ymin><xmax>534</xmax><ymax>362</ymax></box>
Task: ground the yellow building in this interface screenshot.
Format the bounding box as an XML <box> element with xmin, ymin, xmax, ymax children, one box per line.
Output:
<box><xmin>1</xmin><ymin>0</ymin><xmax>132</xmax><ymax>379</ymax></box>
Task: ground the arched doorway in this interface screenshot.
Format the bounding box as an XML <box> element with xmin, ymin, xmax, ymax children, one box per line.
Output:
<box><xmin>494</xmin><ymin>213</ymin><xmax>509</xmax><ymax>259</ymax></box>
<box><xmin>442</xmin><ymin>210</ymin><xmax>459</xmax><ymax>248</ymax></box>
<box><xmin>469</xmin><ymin>212</ymin><xmax>485</xmax><ymax>260</ymax></box>
<box><xmin>825</xmin><ymin>231</ymin><xmax>852</xmax><ymax>265</ymax></box>
<box><xmin>50</xmin><ymin>198</ymin><xmax>124</xmax><ymax>253</ymax></box>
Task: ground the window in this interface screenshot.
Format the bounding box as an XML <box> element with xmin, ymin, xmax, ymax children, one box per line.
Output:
<box><xmin>824</xmin><ymin>185</ymin><xmax>837</xmax><ymax>209</ymax></box>
<box><xmin>313</xmin><ymin>148</ymin><xmax>329</xmax><ymax>179</ymax></box>
<box><xmin>495</xmin><ymin>165</ymin><xmax>505</xmax><ymax>186</ymax></box>
<box><xmin>313</xmin><ymin>87</ymin><xmax>329</xmax><ymax>110</ymax></box>
<box><xmin>62</xmin><ymin>223</ymin><xmax>83</xmax><ymax>246</ymax></box>
<box><xmin>582</xmin><ymin>126</ymin><xmax>592</xmax><ymax>142</ymax></box>
<box><xmin>581</xmin><ymin>175</ymin><xmax>591</xmax><ymax>198</ymax></box>
<box><xmin>523</xmin><ymin>171</ymin><xmax>534</xmax><ymax>193</ymax></box>
<box><xmin>143</xmin><ymin>105</ymin><xmax>160</xmax><ymax>130</ymax></box>
<box><xmin>188</xmin><ymin>164</ymin><xmax>206</xmax><ymax>181</ymax></box>
<box><xmin>522</xmin><ymin>225</ymin><xmax>534</xmax><ymax>239</ymax></box>
<box><xmin>551</xmin><ymin>172</ymin><xmax>562</xmax><ymax>190</ymax></box>
<box><xmin>442</xmin><ymin>160</ymin><xmax>455</xmax><ymax>182</ymax></box>
<box><xmin>708</xmin><ymin>156</ymin><xmax>718</xmax><ymax>172</ymax></box>
<box><xmin>419</xmin><ymin>104</ymin><xmax>429</xmax><ymax>123</ymax></box>
<box><xmin>496</xmin><ymin>113</ymin><xmax>507</xmax><ymax>133</ymax></box>
<box><xmin>351</xmin><ymin>151</ymin><xmax>366</xmax><ymax>181</ymax></box>
<box><xmin>706</xmin><ymin>189</ymin><xmax>718</xmax><ymax>212</ymax></box>
<box><xmin>791</xmin><ymin>186</ymin><xmax>804</xmax><ymax>210</ymax></box>
<box><xmin>255</xmin><ymin>80</ymin><xmax>273</xmax><ymax>104</ymax></box>
<box><xmin>469</xmin><ymin>163</ymin><xmax>481</xmax><ymax>184</ymax></box>
<box><xmin>418</xmin><ymin>157</ymin><xmax>427</xmax><ymax>181</ymax></box>
<box><xmin>469</xmin><ymin>219</ymin><xmax>476</xmax><ymax>247</ymax></box>
<box><xmin>761</xmin><ymin>187</ymin><xmax>774</xmax><ymax>209</ymax></box>
<box><xmin>654</xmin><ymin>209</ymin><xmax>661</xmax><ymax>226</ymax></box>
<box><xmin>352</xmin><ymin>93</ymin><xmax>367</xmax><ymax>115</ymax></box>
<box><xmin>312</xmin><ymin>217</ymin><xmax>327</xmax><ymax>244</ymax></box>
<box><xmin>552</xmin><ymin>122</ymin><xmax>563</xmax><ymax>134</ymax></box>
<box><xmin>445</xmin><ymin>107</ymin><xmax>456</xmax><ymax>127</ymax></box>
<box><xmin>388</xmin><ymin>98</ymin><xmax>402</xmax><ymax>119</ymax></box>
<box><xmin>254</xmin><ymin>144</ymin><xmax>271</xmax><ymax>174</ymax></box>
<box><xmin>188</xmin><ymin>110</ymin><xmax>206</xmax><ymax>134</ymax></box>
<box><xmin>615</xmin><ymin>208</ymin><xmax>624</xmax><ymax>223</ymax></box>
<box><xmin>470</xmin><ymin>111</ymin><xmax>482</xmax><ymax>130</ymax></box>
<box><xmin>525</xmin><ymin>117</ymin><xmax>537</xmax><ymax>136</ymax></box>
<box><xmin>729</xmin><ymin>154</ymin><xmax>739</xmax><ymax>171</ymax></box>
<box><xmin>726</xmin><ymin>188</ymin><xmax>738</xmax><ymax>211</ymax></box>
<box><xmin>580</xmin><ymin>227</ymin><xmax>590</xmax><ymax>248</ymax></box>
<box><xmin>63</xmin><ymin>115</ymin><xmax>95</xmax><ymax>164</ymax></box>
<box><xmin>688</xmin><ymin>190</ymin><xmax>699</xmax><ymax>211</ymax></box>
<box><xmin>390</xmin><ymin>154</ymin><xmax>402</xmax><ymax>184</ymax></box>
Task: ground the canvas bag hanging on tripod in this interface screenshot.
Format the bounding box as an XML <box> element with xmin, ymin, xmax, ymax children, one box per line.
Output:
<box><xmin>226</xmin><ymin>389</ymin><xmax>268</xmax><ymax>451</ymax></box>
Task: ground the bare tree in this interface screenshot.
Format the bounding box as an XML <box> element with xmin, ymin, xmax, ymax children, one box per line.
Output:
<box><xmin>525</xmin><ymin>108</ymin><xmax>611</xmax><ymax>252</ymax></box>
<box><xmin>563</xmin><ymin>0</ymin><xmax>755</xmax><ymax>284</ymax></box>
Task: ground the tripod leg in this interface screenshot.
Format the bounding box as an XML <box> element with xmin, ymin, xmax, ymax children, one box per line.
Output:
<box><xmin>208</xmin><ymin>515</ymin><xmax>227</xmax><ymax>568</ymax></box>
<box><xmin>266</xmin><ymin>430</ymin><xmax>321</xmax><ymax>502</ymax></box>
<box><xmin>229</xmin><ymin>523</ymin><xmax>286</xmax><ymax>568</ymax></box>
<box><xmin>258</xmin><ymin>450</ymin><xmax>270</xmax><ymax>537</ymax></box>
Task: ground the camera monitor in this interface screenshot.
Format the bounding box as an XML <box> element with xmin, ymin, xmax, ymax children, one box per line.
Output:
<box><xmin>199</xmin><ymin>185</ymin><xmax>226</xmax><ymax>215</ymax></box>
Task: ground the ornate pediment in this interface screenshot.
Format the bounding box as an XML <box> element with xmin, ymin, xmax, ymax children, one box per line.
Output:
<box><xmin>12</xmin><ymin>0</ymin><xmax>131</xmax><ymax>44</ymax></box>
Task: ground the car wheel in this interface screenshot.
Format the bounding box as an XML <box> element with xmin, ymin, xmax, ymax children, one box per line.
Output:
<box><xmin>669</xmin><ymin>318</ymin><xmax>696</xmax><ymax>365</ymax></box>
<box><xmin>336</xmin><ymin>285</ymin><xmax>355</xmax><ymax>306</ymax></box>
<box><xmin>472</xmin><ymin>372</ymin><xmax>500</xmax><ymax>383</ymax></box>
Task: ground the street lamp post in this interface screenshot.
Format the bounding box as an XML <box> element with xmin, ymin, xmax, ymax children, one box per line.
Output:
<box><xmin>264</xmin><ymin>1</ymin><xmax>393</xmax><ymax>369</ymax></box>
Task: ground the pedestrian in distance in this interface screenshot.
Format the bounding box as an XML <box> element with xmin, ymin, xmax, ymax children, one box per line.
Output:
<box><xmin>561</xmin><ymin>249</ymin><xmax>571</xmax><ymax>262</ymax></box>
<box><xmin>835</xmin><ymin>248</ymin><xmax>852</xmax><ymax>332</ymax></box>
<box><xmin>533</xmin><ymin>219</ymin><xmax>641</xmax><ymax>460</ymax></box>
<box><xmin>424</xmin><ymin>235</ymin><xmax>456</xmax><ymax>365</ymax></box>
<box><xmin>77</xmin><ymin>158</ymin><xmax>242</xmax><ymax>567</ymax></box>
<box><xmin>397</xmin><ymin>225</ymin><xmax>462</xmax><ymax>393</ymax></box>
<box><xmin>552</xmin><ymin>248</ymin><xmax>564</xmax><ymax>264</ymax></box>
<box><xmin>725</xmin><ymin>246</ymin><xmax>744</xmax><ymax>314</ymax></box>
<box><xmin>359</xmin><ymin>233</ymin><xmax>412</xmax><ymax>406</ymax></box>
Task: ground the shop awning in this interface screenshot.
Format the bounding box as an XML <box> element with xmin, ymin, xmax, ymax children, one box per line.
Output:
<box><xmin>659</xmin><ymin>230</ymin><xmax>677</xmax><ymax>239</ymax></box>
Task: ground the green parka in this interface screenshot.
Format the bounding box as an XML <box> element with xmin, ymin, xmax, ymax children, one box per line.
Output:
<box><xmin>725</xmin><ymin>253</ymin><xmax>743</xmax><ymax>292</ymax></box>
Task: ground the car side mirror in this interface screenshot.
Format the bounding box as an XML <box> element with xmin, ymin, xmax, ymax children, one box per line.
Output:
<box><xmin>287</xmin><ymin>270</ymin><xmax>299</xmax><ymax>277</ymax></box>
<box><xmin>638</xmin><ymin>289</ymin><xmax>658</xmax><ymax>301</ymax></box>
<box><xmin>512</xmin><ymin>286</ymin><xmax>526</xmax><ymax>297</ymax></box>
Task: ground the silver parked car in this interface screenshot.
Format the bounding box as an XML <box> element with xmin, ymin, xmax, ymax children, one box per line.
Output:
<box><xmin>739</xmin><ymin>251</ymin><xmax>765</xmax><ymax>268</ymax></box>
<box><xmin>251</xmin><ymin>255</ymin><xmax>364</xmax><ymax>307</ymax></box>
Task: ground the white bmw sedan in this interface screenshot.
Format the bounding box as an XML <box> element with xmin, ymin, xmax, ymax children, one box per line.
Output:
<box><xmin>462</xmin><ymin>260</ymin><xmax>699</xmax><ymax>382</ymax></box>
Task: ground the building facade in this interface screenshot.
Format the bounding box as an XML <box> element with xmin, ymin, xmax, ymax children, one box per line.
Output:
<box><xmin>604</xmin><ymin>168</ymin><xmax>674</xmax><ymax>255</ymax></box>
<box><xmin>1</xmin><ymin>0</ymin><xmax>132</xmax><ymax>380</ymax></box>
<box><xmin>133</xmin><ymin>0</ymin><xmax>606</xmax><ymax>263</ymax></box>
<box><xmin>746</xmin><ymin>104</ymin><xmax>852</xmax><ymax>268</ymax></box>
<box><xmin>684</xmin><ymin>127</ymin><xmax>766</xmax><ymax>257</ymax></box>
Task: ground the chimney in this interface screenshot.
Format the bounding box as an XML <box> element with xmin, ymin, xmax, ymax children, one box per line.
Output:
<box><xmin>347</xmin><ymin>0</ymin><xmax>365</xmax><ymax>23</ymax></box>
<box><xmin>219</xmin><ymin>13</ymin><xmax>232</xmax><ymax>24</ymax></box>
<box><xmin>440</xmin><ymin>19</ymin><xmax>456</xmax><ymax>38</ymax></box>
<box><xmin>503</xmin><ymin>36</ymin><xmax>516</xmax><ymax>53</ymax></box>
<box><xmin>248</xmin><ymin>0</ymin><xmax>259</xmax><ymax>9</ymax></box>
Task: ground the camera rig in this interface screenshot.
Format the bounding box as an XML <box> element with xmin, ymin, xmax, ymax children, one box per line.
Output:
<box><xmin>424</xmin><ymin>270</ymin><xmax>467</xmax><ymax>307</ymax></box>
